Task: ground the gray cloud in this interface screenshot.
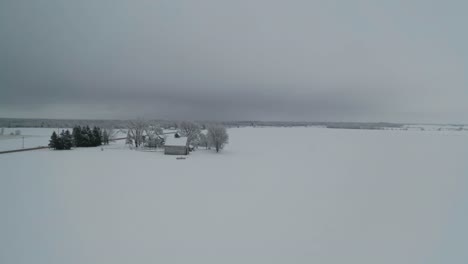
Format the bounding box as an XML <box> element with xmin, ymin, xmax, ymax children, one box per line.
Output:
<box><xmin>1</xmin><ymin>0</ymin><xmax>467</xmax><ymax>122</ymax></box>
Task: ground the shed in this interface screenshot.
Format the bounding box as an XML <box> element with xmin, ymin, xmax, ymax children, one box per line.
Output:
<box><xmin>164</xmin><ymin>135</ymin><xmax>188</xmax><ymax>155</ymax></box>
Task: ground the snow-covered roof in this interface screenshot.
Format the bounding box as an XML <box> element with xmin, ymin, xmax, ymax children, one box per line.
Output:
<box><xmin>165</xmin><ymin>136</ymin><xmax>188</xmax><ymax>147</ymax></box>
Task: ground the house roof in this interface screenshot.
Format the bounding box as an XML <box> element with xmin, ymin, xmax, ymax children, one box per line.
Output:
<box><xmin>165</xmin><ymin>136</ymin><xmax>188</xmax><ymax>147</ymax></box>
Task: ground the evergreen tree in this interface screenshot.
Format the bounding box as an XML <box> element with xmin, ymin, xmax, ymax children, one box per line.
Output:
<box><xmin>68</xmin><ymin>125</ymin><xmax>107</xmax><ymax>148</ymax></box>
<box><xmin>72</xmin><ymin>126</ymin><xmax>82</xmax><ymax>147</ymax></box>
<box><xmin>81</xmin><ymin>134</ymin><xmax>90</xmax><ymax>147</ymax></box>
<box><xmin>84</xmin><ymin>126</ymin><xmax>93</xmax><ymax>147</ymax></box>
<box><xmin>56</xmin><ymin>130</ymin><xmax>66</xmax><ymax>150</ymax></box>
<box><xmin>92</xmin><ymin>126</ymin><xmax>102</xmax><ymax>146</ymax></box>
<box><xmin>49</xmin><ymin>131</ymin><xmax>59</xmax><ymax>149</ymax></box>
<box><xmin>63</xmin><ymin>130</ymin><xmax>73</xmax><ymax>150</ymax></box>
<box><xmin>78</xmin><ymin>125</ymin><xmax>83</xmax><ymax>146</ymax></box>
<box><xmin>79</xmin><ymin>126</ymin><xmax>84</xmax><ymax>146</ymax></box>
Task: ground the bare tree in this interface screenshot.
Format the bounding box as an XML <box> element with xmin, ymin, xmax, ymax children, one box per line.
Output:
<box><xmin>99</xmin><ymin>127</ymin><xmax>116</xmax><ymax>145</ymax></box>
<box><xmin>178</xmin><ymin>121</ymin><xmax>201</xmax><ymax>145</ymax></box>
<box><xmin>127</xmin><ymin>119</ymin><xmax>147</xmax><ymax>148</ymax></box>
<box><xmin>207</xmin><ymin>125</ymin><xmax>229</xmax><ymax>153</ymax></box>
<box><xmin>102</xmin><ymin>127</ymin><xmax>118</xmax><ymax>143</ymax></box>
<box><xmin>125</xmin><ymin>130</ymin><xmax>133</xmax><ymax>147</ymax></box>
<box><xmin>145</xmin><ymin>124</ymin><xmax>164</xmax><ymax>148</ymax></box>
<box><xmin>197</xmin><ymin>132</ymin><xmax>210</xmax><ymax>149</ymax></box>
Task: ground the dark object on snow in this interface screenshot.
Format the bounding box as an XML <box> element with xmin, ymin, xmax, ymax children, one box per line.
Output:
<box><xmin>49</xmin><ymin>130</ymin><xmax>72</xmax><ymax>150</ymax></box>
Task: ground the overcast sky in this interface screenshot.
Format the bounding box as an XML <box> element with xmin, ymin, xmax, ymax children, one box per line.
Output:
<box><xmin>1</xmin><ymin>0</ymin><xmax>467</xmax><ymax>123</ymax></box>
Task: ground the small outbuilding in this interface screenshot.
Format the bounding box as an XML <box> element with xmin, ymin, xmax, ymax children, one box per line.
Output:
<box><xmin>164</xmin><ymin>134</ymin><xmax>189</xmax><ymax>155</ymax></box>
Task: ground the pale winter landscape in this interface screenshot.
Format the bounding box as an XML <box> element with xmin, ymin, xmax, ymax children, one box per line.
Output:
<box><xmin>1</xmin><ymin>125</ymin><xmax>468</xmax><ymax>263</ymax></box>
<box><xmin>2</xmin><ymin>0</ymin><xmax>468</xmax><ymax>263</ymax></box>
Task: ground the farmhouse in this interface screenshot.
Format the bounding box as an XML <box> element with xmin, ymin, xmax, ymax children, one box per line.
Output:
<box><xmin>164</xmin><ymin>134</ymin><xmax>188</xmax><ymax>155</ymax></box>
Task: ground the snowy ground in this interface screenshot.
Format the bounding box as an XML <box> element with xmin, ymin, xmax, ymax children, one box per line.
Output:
<box><xmin>0</xmin><ymin>128</ymin><xmax>59</xmax><ymax>151</ymax></box>
<box><xmin>1</xmin><ymin>127</ymin><xmax>468</xmax><ymax>264</ymax></box>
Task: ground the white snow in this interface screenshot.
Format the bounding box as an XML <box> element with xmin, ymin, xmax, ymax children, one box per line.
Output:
<box><xmin>0</xmin><ymin>128</ymin><xmax>62</xmax><ymax>151</ymax></box>
<box><xmin>164</xmin><ymin>135</ymin><xmax>188</xmax><ymax>146</ymax></box>
<box><xmin>1</xmin><ymin>127</ymin><xmax>468</xmax><ymax>264</ymax></box>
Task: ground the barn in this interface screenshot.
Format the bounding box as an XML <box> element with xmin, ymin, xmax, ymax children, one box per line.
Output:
<box><xmin>164</xmin><ymin>134</ymin><xmax>189</xmax><ymax>155</ymax></box>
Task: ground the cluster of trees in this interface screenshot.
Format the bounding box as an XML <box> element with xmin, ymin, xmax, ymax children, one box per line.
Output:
<box><xmin>49</xmin><ymin>126</ymin><xmax>110</xmax><ymax>150</ymax></box>
<box><xmin>71</xmin><ymin>126</ymin><xmax>108</xmax><ymax>147</ymax></box>
<box><xmin>178</xmin><ymin>122</ymin><xmax>228</xmax><ymax>152</ymax></box>
<box><xmin>47</xmin><ymin>120</ymin><xmax>229</xmax><ymax>153</ymax></box>
<box><xmin>49</xmin><ymin>130</ymin><xmax>73</xmax><ymax>150</ymax></box>
<box><xmin>126</xmin><ymin>120</ymin><xmax>164</xmax><ymax>148</ymax></box>
<box><xmin>125</xmin><ymin>120</ymin><xmax>229</xmax><ymax>153</ymax></box>
<box><xmin>171</xmin><ymin>121</ymin><xmax>228</xmax><ymax>152</ymax></box>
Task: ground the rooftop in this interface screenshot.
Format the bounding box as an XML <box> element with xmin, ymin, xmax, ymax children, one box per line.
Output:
<box><xmin>165</xmin><ymin>136</ymin><xmax>188</xmax><ymax>147</ymax></box>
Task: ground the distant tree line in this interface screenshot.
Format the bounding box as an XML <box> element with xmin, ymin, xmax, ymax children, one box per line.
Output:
<box><xmin>49</xmin><ymin>126</ymin><xmax>110</xmax><ymax>150</ymax></box>
<box><xmin>0</xmin><ymin>117</ymin><xmax>412</xmax><ymax>130</ymax></box>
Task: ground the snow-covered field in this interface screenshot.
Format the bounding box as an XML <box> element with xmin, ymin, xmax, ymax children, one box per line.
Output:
<box><xmin>0</xmin><ymin>128</ymin><xmax>59</xmax><ymax>151</ymax></box>
<box><xmin>1</xmin><ymin>127</ymin><xmax>468</xmax><ymax>264</ymax></box>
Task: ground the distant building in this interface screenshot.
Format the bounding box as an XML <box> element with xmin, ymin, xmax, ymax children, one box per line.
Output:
<box><xmin>164</xmin><ymin>134</ymin><xmax>188</xmax><ymax>155</ymax></box>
